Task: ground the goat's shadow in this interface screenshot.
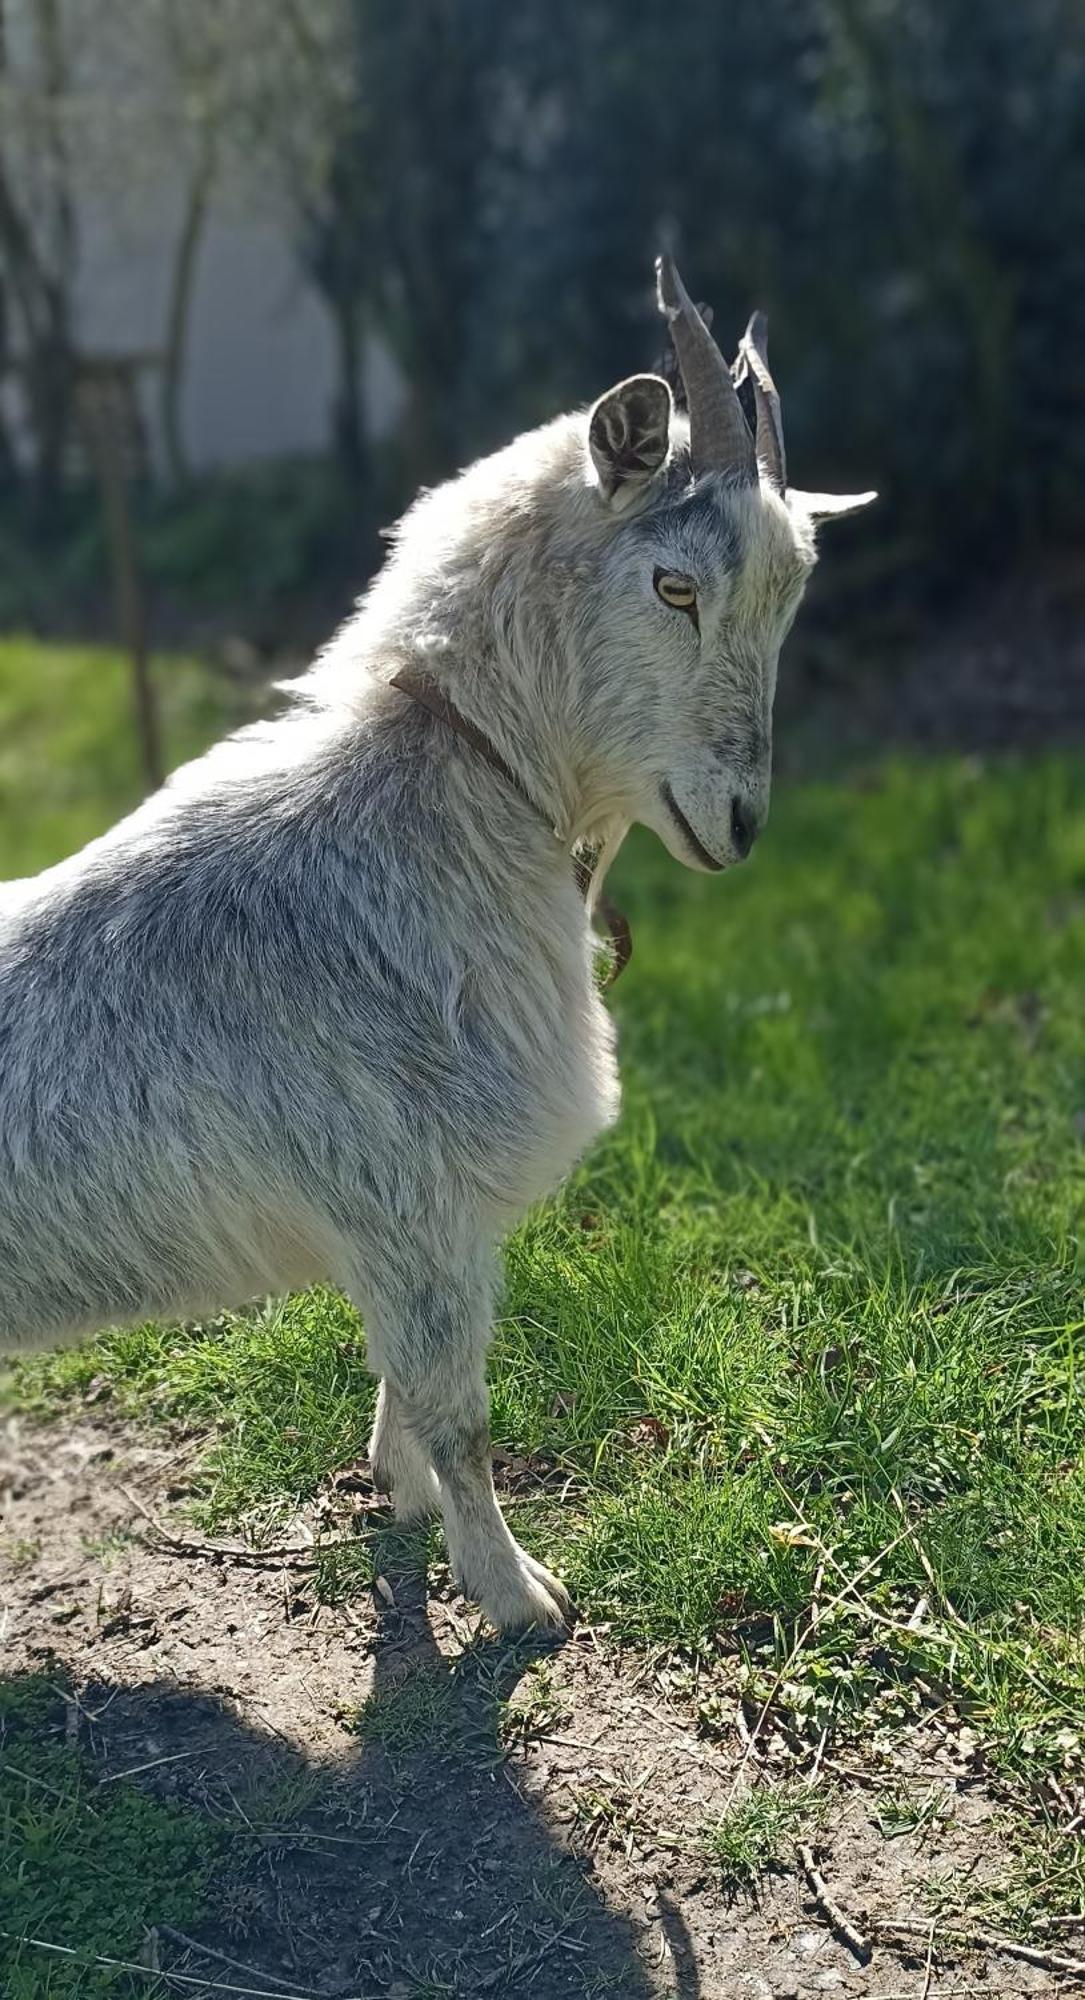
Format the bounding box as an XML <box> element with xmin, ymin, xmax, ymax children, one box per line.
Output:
<box><xmin>2</xmin><ymin>1517</ymin><xmax>702</xmax><ymax>1999</ymax></box>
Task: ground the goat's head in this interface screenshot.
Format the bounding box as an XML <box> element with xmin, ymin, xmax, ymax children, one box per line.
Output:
<box><xmin>571</xmin><ymin>254</ymin><xmax>875</xmax><ymax>869</ymax></box>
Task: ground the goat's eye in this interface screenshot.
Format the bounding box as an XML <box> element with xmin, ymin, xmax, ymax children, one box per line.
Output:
<box><xmin>653</xmin><ymin>569</ymin><xmax>698</xmax><ymax>618</ymax></box>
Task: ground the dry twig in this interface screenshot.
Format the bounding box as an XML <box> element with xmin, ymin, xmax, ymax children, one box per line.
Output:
<box><xmin>116</xmin><ymin>1483</ymin><xmax>356</xmax><ymax>1568</ymax></box>
<box><xmin>98</xmin><ymin>1750</ymin><xmax>200</xmax><ymax>1786</ymax></box>
<box><xmin>721</xmin><ymin>1522</ymin><xmax>914</xmax><ymax>1812</ymax></box>
<box><xmin>2</xmin><ymin>1760</ymin><xmax>100</xmax><ymax>1811</ymax></box>
<box><xmin>919</xmin><ymin>1919</ymin><xmax>936</xmax><ymax>2000</ymax></box>
<box><xmin>797</xmin><ymin>1842</ymin><xmax>872</xmax><ymax>1962</ymax></box>
<box><xmin>0</xmin><ymin>1928</ymin><xmax>374</xmax><ymax>1998</ymax></box>
<box><xmin>889</xmin><ymin>1485</ymin><xmax>966</xmax><ymax>1630</ymax></box>
<box><xmin>156</xmin><ymin>1926</ymin><xmax>326</xmax><ymax>1997</ymax></box>
<box><xmin>876</xmin><ymin>1917</ymin><xmax>1085</xmax><ymax>1980</ymax></box>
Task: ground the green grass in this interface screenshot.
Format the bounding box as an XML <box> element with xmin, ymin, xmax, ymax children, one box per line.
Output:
<box><xmin>0</xmin><ymin>1679</ymin><xmax>234</xmax><ymax>1997</ymax></box>
<box><xmin>0</xmin><ymin>637</ymin><xmax>233</xmax><ymax>876</ymax></box>
<box><xmin>3</xmin><ymin>640</ymin><xmax>1085</xmax><ymax>1922</ymax></box>
<box><xmin>705</xmin><ymin>1783</ymin><xmax>817</xmax><ymax>1891</ymax></box>
<box><xmin>347</xmin><ymin>1664</ymin><xmax>465</xmax><ymax>1756</ymax></box>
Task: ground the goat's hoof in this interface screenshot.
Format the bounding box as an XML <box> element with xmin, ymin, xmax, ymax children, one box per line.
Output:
<box><xmin>520</xmin><ymin>1551</ymin><xmax>577</xmax><ymax>1625</ymax></box>
<box><xmin>479</xmin><ymin>1553</ymin><xmax>576</xmax><ymax>1635</ymax></box>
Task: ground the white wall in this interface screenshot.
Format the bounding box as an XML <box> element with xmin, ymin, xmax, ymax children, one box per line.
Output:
<box><xmin>73</xmin><ymin>191</ymin><xmax>404</xmax><ymax>476</ymax></box>
<box><xmin>1</xmin><ymin>0</ymin><xmax>405</xmax><ymax>477</ymax></box>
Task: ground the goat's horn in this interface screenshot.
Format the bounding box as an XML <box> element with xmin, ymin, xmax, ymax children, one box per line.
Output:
<box><xmin>734</xmin><ymin>310</ymin><xmax>786</xmax><ymax>493</ymax></box>
<box><xmin>655</xmin><ymin>253</ymin><xmax>756</xmax><ymax>482</ymax></box>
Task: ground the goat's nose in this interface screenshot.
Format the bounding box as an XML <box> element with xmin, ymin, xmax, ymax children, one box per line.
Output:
<box><xmin>730</xmin><ymin>795</ymin><xmax>758</xmax><ymax>859</ymax></box>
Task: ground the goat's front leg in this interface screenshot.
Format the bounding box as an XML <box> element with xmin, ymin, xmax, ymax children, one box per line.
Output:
<box><xmin>368</xmin><ymin>1378</ymin><xmax>441</xmax><ymax>1522</ymax></box>
<box><xmin>355</xmin><ymin>1256</ymin><xmax>573</xmax><ymax>1632</ymax></box>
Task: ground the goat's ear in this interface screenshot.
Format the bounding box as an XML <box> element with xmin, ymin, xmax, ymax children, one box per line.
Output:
<box><xmin>588</xmin><ymin>374</ymin><xmax>672</xmax><ymax>510</ymax></box>
<box><xmin>789</xmin><ymin>488</ymin><xmax>878</xmax><ymax>522</ymax></box>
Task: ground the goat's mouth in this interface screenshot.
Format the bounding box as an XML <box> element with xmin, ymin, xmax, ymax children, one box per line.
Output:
<box><xmin>660</xmin><ymin>781</ymin><xmax>725</xmax><ymax>872</ymax></box>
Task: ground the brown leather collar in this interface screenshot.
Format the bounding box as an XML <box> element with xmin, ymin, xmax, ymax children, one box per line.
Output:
<box><xmin>390</xmin><ymin>665</ymin><xmax>631</xmax><ymax>986</ymax></box>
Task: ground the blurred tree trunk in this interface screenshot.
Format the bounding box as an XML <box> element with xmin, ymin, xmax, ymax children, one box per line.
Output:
<box><xmin>28</xmin><ymin>0</ymin><xmax>77</xmax><ymax>517</ymax></box>
<box><xmin>0</xmin><ymin>413</ymin><xmax>15</xmax><ymax>491</ymax></box>
<box><xmin>0</xmin><ymin>177</ymin><xmax>75</xmax><ymax>521</ymax></box>
<box><xmin>0</xmin><ymin>0</ymin><xmax>78</xmax><ymax>521</ymax></box>
<box><xmin>160</xmin><ymin>131</ymin><xmax>217</xmax><ymax>488</ymax></box>
<box><xmin>78</xmin><ymin>368</ymin><xmax>163</xmax><ymax>793</ymax></box>
<box><xmin>328</xmin><ymin>290</ymin><xmax>368</xmax><ymax>489</ymax></box>
<box><xmin>0</xmin><ymin>267</ymin><xmax>23</xmax><ymax>488</ymax></box>
<box><xmin>346</xmin><ymin>0</ymin><xmax>502</xmax><ymax>482</ymax></box>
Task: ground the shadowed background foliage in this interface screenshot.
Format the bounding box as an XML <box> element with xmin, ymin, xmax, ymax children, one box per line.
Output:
<box><xmin>2</xmin><ymin>0</ymin><xmax>1083</xmax><ymax>661</ymax></box>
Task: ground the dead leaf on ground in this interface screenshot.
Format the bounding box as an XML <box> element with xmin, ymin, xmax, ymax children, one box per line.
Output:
<box><xmin>768</xmin><ymin>1522</ymin><xmax>818</xmax><ymax>1549</ymax></box>
<box><xmin>627</xmin><ymin>1417</ymin><xmax>671</xmax><ymax>1452</ymax></box>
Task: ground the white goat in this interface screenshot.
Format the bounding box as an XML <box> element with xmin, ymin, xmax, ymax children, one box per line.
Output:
<box><xmin>0</xmin><ymin>260</ymin><xmax>873</xmax><ymax>1629</ymax></box>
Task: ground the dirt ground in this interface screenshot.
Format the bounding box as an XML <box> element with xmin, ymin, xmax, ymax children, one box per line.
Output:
<box><xmin>1</xmin><ymin>1413</ymin><xmax>1075</xmax><ymax>1999</ymax></box>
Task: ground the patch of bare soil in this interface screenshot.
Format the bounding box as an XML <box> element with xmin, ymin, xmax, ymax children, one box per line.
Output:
<box><xmin>1</xmin><ymin>1415</ymin><xmax>1073</xmax><ymax>1999</ymax></box>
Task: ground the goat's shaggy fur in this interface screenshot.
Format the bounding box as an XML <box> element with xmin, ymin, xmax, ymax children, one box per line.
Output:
<box><xmin>0</xmin><ymin>363</ymin><xmax>869</xmax><ymax>1628</ymax></box>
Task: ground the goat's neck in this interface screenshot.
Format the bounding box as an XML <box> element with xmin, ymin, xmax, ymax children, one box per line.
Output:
<box><xmin>436</xmin><ymin>647</ymin><xmax>586</xmax><ymax>853</ymax></box>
